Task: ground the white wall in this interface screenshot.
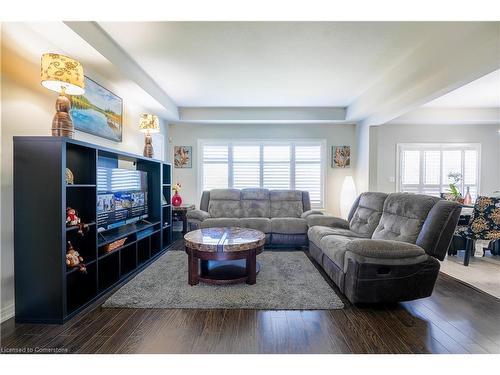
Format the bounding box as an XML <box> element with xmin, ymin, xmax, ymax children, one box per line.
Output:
<box><xmin>169</xmin><ymin>122</ymin><xmax>356</xmax><ymax>215</ymax></box>
<box><xmin>371</xmin><ymin>123</ymin><xmax>500</xmax><ymax>194</ymax></box>
<box><xmin>0</xmin><ymin>25</ymin><xmax>168</xmax><ymax>322</ymax></box>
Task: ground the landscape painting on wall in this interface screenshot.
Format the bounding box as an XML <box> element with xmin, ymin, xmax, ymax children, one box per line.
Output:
<box><xmin>71</xmin><ymin>76</ymin><xmax>123</xmax><ymax>142</ymax></box>
<box><xmin>332</xmin><ymin>145</ymin><xmax>351</xmax><ymax>168</ymax></box>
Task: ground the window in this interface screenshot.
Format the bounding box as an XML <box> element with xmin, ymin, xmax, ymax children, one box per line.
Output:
<box><xmin>397</xmin><ymin>143</ymin><xmax>480</xmax><ymax>199</ymax></box>
<box><xmin>200</xmin><ymin>140</ymin><xmax>326</xmax><ymax>208</ymax></box>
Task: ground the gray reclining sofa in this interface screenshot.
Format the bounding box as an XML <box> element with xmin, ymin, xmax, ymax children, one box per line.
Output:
<box><xmin>307</xmin><ymin>192</ymin><xmax>461</xmax><ymax>303</ymax></box>
<box><xmin>187</xmin><ymin>188</ymin><xmax>321</xmax><ymax>247</ymax></box>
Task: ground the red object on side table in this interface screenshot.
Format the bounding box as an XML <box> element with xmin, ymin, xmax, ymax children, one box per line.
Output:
<box><xmin>172</xmin><ymin>192</ymin><xmax>183</xmax><ymax>207</ymax></box>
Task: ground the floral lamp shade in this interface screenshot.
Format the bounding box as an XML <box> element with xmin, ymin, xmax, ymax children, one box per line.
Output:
<box><xmin>40</xmin><ymin>53</ymin><xmax>85</xmax><ymax>95</ymax></box>
<box><xmin>139</xmin><ymin>114</ymin><xmax>160</xmax><ymax>133</ymax></box>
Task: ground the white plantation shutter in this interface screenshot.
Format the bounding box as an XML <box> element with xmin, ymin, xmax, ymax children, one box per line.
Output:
<box><xmin>398</xmin><ymin>144</ymin><xmax>480</xmax><ymax>200</ymax></box>
<box><xmin>263</xmin><ymin>145</ymin><xmax>291</xmax><ymax>190</ymax></box>
<box><xmin>202</xmin><ymin>145</ymin><xmax>228</xmax><ymax>190</ymax></box>
<box><xmin>295</xmin><ymin>145</ymin><xmax>322</xmax><ymax>208</ymax></box>
<box><xmin>233</xmin><ymin>145</ymin><xmax>260</xmax><ymax>189</ymax></box>
<box><xmin>200</xmin><ymin>140</ymin><xmax>326</xmax><ymax>208</ymax></box>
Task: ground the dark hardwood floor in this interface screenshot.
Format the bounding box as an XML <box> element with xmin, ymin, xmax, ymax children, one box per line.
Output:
<box><xmin>1</xmin><ymin>240</ymin><xmax>500</xmax><ymax>354</ymax></box>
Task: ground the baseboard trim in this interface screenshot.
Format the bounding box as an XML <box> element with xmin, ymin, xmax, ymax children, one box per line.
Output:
<box><xmin>1</xmin><ymin>303</ymin><xmax>15</xmax><ymax>323</ymax></box>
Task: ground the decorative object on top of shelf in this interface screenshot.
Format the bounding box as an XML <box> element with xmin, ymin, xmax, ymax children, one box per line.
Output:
<box><xmin>66</xmin><ymin>207</ymin><xmax>89</xmax><ymax>236</ymax></box>
<box><xmin>172</xmin><ymin>182</ymin><xmax>183</xmax><ymax>207</ymax></box>
<box><xmin>139</xmin><ymin>114</ymin><xmax>160</xmax><ymax>158</ymax></box>
<box><xmin>174</xmin><ymin>146</ymin><xmax>192</xmax><ymax>168</ymax></box>
<box><xmin>65</xmin><ymin>168</ymin><xmax>74</xmax><ymax>185</ymax></box>
<box><xmin>41</xmin><ymin>53</ymin><xmax>85</xmax><ymax>138</ymax></box>
<box><xmin>71</xmin><ymin>76</ymin><xmax>123</xmax><ymax>142</ymax></box>
<box><xmin>66</xmin><ymin>241</ymin><xmax>86</xmax><ymax>273</ymax></box>
<box><xmin>332</xmin><ymin>145</ymin><xmax>351</xmax><ymax>168</ymax></box>
<box><xmin>445</xmin><ymin>172</ymin><xmax>464</xmax><ymax>203</ymax></box>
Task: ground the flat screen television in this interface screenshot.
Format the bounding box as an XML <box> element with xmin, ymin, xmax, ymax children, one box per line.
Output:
<box><xmin>97</xmin><ymin>167</ymin><xmax>148</xmax><ymax>232</ymax></box>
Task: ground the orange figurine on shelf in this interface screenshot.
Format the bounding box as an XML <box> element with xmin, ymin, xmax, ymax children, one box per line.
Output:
<box><xmin>172</xmin><ymin>182</ymin><xmax>183</xmax><ymax>207</ymax></box>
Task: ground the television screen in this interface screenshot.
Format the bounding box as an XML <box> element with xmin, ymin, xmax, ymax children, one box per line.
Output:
<box><xmin>97</xmin><ymin>167</ymin><xmax>148</xmax><ymax>232</ymax></box>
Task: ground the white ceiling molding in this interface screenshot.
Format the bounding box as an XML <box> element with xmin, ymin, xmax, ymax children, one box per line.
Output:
<box><xmin>179</xmin><ymin>107</ymin><xmax>346</xmax><ymax>122</ymax></box>
<box><xmin>65</xmin><ymin>21</ymin><xmax>179</xmax><ymax>120</ymax></box>
<box><xmin>387</xmin><ymin>107</ymin><xmax>500</xmax><ymax>125</ymax></box>
<box><xmin>348</xmin><ymin>22</ymin><xmax>500</xmax><ymax>127</ymax></box>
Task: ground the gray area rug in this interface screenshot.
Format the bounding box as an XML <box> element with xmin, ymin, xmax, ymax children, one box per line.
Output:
<box><xmin>103</xmin><ymin>251</ymin><xmax>344</xmax><ymax>310</ymax></box>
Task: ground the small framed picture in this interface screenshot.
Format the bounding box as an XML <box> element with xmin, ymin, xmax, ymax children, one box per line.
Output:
<box><xmin>174</xmin><ymin>146</ymin><xmax>192</xmax><ymax>168</ymax></box>
<box><xmin>332</xmin><ymin>146</ymin><xmax>351</xmax><ymax>168</ymax></box>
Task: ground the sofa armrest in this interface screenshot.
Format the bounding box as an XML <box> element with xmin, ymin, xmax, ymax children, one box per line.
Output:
<box><xmin>346</xmin><ymin>239</ymin><xmax>426</xmax><ymax>259</ymax></box>
<box><xmin>187</xmin><ymin>209</ymin><xmax>210</xmax><ymax>222</ymax></box>
<box><xmin>301</xmin><ymin>209</ymin><xmax>324</xmax><ymax>219</ymax></box>
<box><xmin>306</xmin><ymin>214</ymin><xmax>350</xmax><ymax>229</ymax></box>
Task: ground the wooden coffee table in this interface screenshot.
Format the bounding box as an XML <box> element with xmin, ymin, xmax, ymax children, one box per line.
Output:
<box><xmin>184</xmin><ymin>227</ymin><xmax>265</xmax><ymax>285</ymax></box>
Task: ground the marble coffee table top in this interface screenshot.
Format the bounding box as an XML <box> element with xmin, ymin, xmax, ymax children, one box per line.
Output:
<box><xmin>184</xmin><ymin>227</ymin><xmax>265</xmax><ymax>252</ymax></box>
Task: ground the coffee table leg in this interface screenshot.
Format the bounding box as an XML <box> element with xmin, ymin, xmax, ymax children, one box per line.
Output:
<box><xmin>246</xmin><ymin>249</ymin><xmax>256</xmax><ymax>285</ymax></box>
<box><xmin>187</xmin><ymin>248</ymin><xmax>199</xmax><ymax>285</ymax></box>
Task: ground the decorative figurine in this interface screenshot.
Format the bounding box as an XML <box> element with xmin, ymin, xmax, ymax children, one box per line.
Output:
<box><xmin>172</xmin><ymin>182</ymin><xmax>183</xmax><ymax>207</ymax></box>
<box><xmin>66</xmin><ymin>241</ymin><xmax>86</xmax><ymax>273</ymax></box>
<box><xmin>65</xmin><ymin>168</ymin><xmax>74</xmax><ymax>185</ymax></box>
<box><xmin>66</xmin><ymin>207</ymin><xmax>89</xmax><ymax>236</ymax></box>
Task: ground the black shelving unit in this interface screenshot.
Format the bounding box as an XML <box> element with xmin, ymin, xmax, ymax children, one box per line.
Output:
<box><xmin>13</xmin><ymin>136</ymin><xmax>173</xmax><ymax>323</ymax></box>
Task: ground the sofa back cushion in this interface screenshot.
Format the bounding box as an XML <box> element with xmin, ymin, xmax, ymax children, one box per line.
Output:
<box><xmin>349</xmin><ymin>192</ymin><xmax>388</xmax><ymax>237</ymax></box>
<box><xmin>241</xmin><ymin>188</ymin><xmax>271</xmax><ymax>218</ymax></box>
<box><xmin>270</xmin><ymin>190</ymin><xmax>304</xmax><ymax>218</ymax></box>
<box><xmin>372</xmin><ymin>193</ymin><xmax>439</xmax><ymax>243</ymax></box>
<box><xmin>416</xmin><ymin>199</ymin><xmax>461</xmax><ymax>260</ymax></box>
<box><xmin>207</xmin><ymin>189</ymin><xmax>242</xmax><ymax>218</ymax></box>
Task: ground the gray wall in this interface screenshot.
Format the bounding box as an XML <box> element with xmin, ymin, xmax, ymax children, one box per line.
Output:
<box><xmin>370</xmin><ymin>123</ymin><xmax>500</xmax><ymax>194</ymax></box>
<box><xmin>169</xmin><ymin>122</ymin><xmax>356</xmax><ymax>215</ymax></box>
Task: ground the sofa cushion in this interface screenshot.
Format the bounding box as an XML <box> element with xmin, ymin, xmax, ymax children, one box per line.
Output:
<box><xmin>270</xmin><ymin>190</ymin><xmax>304</xmax><ymax>218</ymax></box>
<box><xmin>241</xmin><ymin>188</ymin><xmax>271</xmax><ymax>218</ymax></box>
<box><xmin>208</xmin><ymin>189</ymin><xmax>242</xmax><ymax>218</ymax></box>
<box><xmin>271</xmin><ymin>217</ymin><xmax>308</xmax><ymax>234</ymax></box>
<box><xmin>320</xmin><ymin>235</ymin><xmax>357</xmax><ymax>270</ymax></box>
<box><xmin>200</xmin><ymin>218</ymin><xmax>240</xmax><ymax>228</ymax></box>
<box><xmin>308</xmin><ymin>226</ymin><xmax>363</xmax><ymax>247</ymax></box>
<box><xmin>239</xmin><ymin>218</ymin><xmax>271</xmax><ymax>233</ymax></box>
<box><xmin>372</xmin><ymin>193</ymin><xmax>438</xmax><ymax>243</ymax></box>
<box><xmin>349</xmin><ymin>192</ymin><xmax>388</xmax><ymax>237</ymax></box>
<box><xmin>345</xmin><ymin>239</ymin><xmax>427</xmax><ymax>259</ymax></box>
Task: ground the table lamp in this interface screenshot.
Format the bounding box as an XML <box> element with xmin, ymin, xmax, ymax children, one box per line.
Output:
<box><xmin>139</xmin><ymin>114</ymin><xmax>160</xmax><ymax>158</ymax></box>
<box><xmin>41</xmin><ymin>53</ymin><xmax>85</xmax><ymax>138</ymax></box>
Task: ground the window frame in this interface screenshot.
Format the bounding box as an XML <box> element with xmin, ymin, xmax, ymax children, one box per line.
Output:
<box><xmin>396</xmin><ymin>142</ymin><xmax>481</xmax><ymax>197</ymax></box>
<box><xmin>197</xmin><ymin>139</ymin><xmax>327</xmax><ymax>209</ymax></box>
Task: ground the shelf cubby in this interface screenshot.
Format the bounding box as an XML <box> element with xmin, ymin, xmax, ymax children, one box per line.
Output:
<box><xmin>66</xmin><ymin>225</ymin><xmax>97</xmax><ymax>264</ymax></box>
<box><xmin>98</xmin><ymin>251</ymin><xmax>120</xmax><ymax>292</ymax></box>
<box><xmin>137</xmin><ymin>237</ymin><xmax>151</xmax><ymax>265</ymax></box>
<box><xmin>66</xmin><ymin>263</ymin><xmax>97</xmax><ymax>314</ymax></box>
<box><xmin>151</xmin><ymin>231</ymin><xmax>162</xmax><ymax>256</ymax></box>
<box><xmin>120</xmin><ymin>243</ymin><xmax>137</xmax><ymax>276</ymax></box>
<box><xmin>66</xmin><ymin>143</ymin><xmax>96</xmax><ymax>185</ymax></box>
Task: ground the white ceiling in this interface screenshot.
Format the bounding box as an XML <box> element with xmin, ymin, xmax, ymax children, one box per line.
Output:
<box><xmin>424</xmin><ymin>69</ymin><xmax>500</xmax><ymax>108</ymax></box>
<box><xmin>98</xmin><ymin>22</ymin><xmax>445</xmax><ymax>107</ymax></box>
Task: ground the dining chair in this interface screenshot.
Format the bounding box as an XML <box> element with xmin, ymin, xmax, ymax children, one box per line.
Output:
<box><xmin>455</xmin><ymin>196</ymin><xmax>500</xmax><ymax>266</ymax></box>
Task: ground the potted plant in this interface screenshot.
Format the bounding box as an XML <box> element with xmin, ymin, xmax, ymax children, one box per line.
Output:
<box><xmin>446</xmin><ymin>172</ymin><xmax>464</xmax><ymax>203</ymax></box>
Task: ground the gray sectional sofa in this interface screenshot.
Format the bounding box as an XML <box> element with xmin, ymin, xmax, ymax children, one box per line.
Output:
<box><xmin>307</xmin><ymin>192</ymin><xmax>461</xmax><ymax>304</ymax></box>
<box><xmin>187</xmin><ymin>188</ymin><xmax>321</xmax><ymax>247</ymax></box>
<box><xmin>187</xmin><ymin>188</ymin><xmax>461</xmax><ymax>304</ymax></box>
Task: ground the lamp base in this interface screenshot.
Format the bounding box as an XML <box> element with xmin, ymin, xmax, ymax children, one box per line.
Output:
<box><xmin>143</xmin><ymin>133</ymin><xmax>154</xmax><ymax>158</ymax></box>
<box><xmin>51</xmin><ymin>94</ymin><xmax>74</xmax><ymax>138</ymax></box>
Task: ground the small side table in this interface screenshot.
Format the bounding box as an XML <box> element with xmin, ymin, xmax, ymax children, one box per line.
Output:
<box><xmin>173</xmin><ymin>204</ymin><xmax>195</xmax><ymax>235</ymax></box>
